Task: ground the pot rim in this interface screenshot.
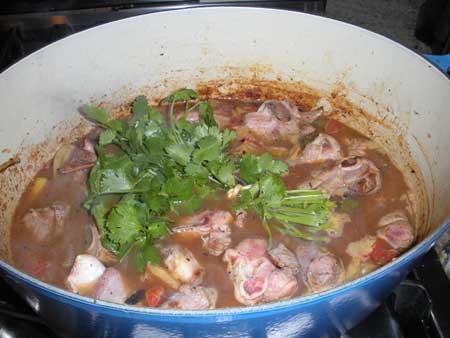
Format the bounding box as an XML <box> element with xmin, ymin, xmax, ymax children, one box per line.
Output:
<box><xmin>1</xmin><ymin>6</ymin><xmax>450</xmax><ymax>317</ymax></box>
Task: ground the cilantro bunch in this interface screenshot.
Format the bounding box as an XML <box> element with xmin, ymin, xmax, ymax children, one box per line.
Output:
<box><xmin>236</xmin><ymin>154</ymin><xmax>335</xmax><ymax>244</ymax></box>
<box><xmin>82</xmin><ymin>89</ymin><xmax>334</xmax><ymax>271</ymax></box>
<box><xmin>83</xmin><ymin>90</ymin><xmax>238</xmax><ymax>270</ymax></box>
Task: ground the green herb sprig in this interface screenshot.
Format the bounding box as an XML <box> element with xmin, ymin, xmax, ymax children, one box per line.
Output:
<box><xmin>234</xmin><ymin>154</ymin><xmax>335</xmax><ymax>245</ymax></box>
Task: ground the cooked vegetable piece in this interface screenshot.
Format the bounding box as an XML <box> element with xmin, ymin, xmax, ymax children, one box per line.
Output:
<box><xmin>145</xmin><ymin>286</ymin><xmax>165</xmax><ymax>307</ymax></box>
<box><xmin>125</xmin><ymin>289</ymin><xmax>146</xmax><ymax>305</ymax></box>
<box><xmin>28</xmin><ymin>177</ymin><xmax>48</xmax><ymax>201</ymax></box>
<box><xmin>53</xmin><ymin>145</ymin><xmax>76</xmax><ymax>176</ymax></box>
<box><xmin>145</xmin><ymin>264</ymin><xmax>181</xmax><ymax>290</ymax></box>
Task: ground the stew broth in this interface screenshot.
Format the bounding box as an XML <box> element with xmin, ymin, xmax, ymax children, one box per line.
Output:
<box><xmin>10</xmin><ymin>97</ymin><xmax>413</xmax><ymax>309</ymax></box>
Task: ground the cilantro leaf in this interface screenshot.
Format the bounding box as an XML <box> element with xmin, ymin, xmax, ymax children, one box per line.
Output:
<box><xmin>165</xmin><ymin>143</ymin><xmax>194</xmax><ymax>166</ymax></box>
<box><xmin>240</xmin><ymin>153</ymin><xmax>288</xmax><ymax>184</ymax></box>
<box><xmin>135</xmin><ymin>218</ymin><xmax>168</xmax><ymax>272</ymax></box>
<box><xmin>217</xmin><ymin>161</ymin><xmax>236</xmax><ymax>187</ymax></box>
<box><xmin>192</xmin><ymin>135</ymin><xmax>222</xmax><ymax>163</ymax></box>
<box><xmin>105</xmin><ymin>196</ymin><xmax>144</xmax><ymax>257</ymax></box>
<box><xmin>164</xmin><ymin>176</ymin><xmax>194</xmax><ymax>202</ymax></box>
<box><xmin>222</xmin><ymin>128</ymin><xmax>236</xmax><ymax>146</ymax></box>
<box><xmin>82</xmin><ymin>105</ymin><xmax>110</xmax><ymax>125</ymax></box>
<box><xmin>131</xmin><ymin>95</ymin><xmax>165</xmax><ymax>124</ymax></box>
<box><xmin>142</xmin><ymin>193</ymin><xmax>170</xmax><ymax>215</ymax></box>
<box><xmin>82</xmin><ymin>105</ymin><xmax>124</xmax><ymax>132</ymax></box>
<box><xmin>185</xmin><ymin>163</ymin><xmax>209</xmax><ymax>182</ymax></box>
<box><xmin>136</xmin><ymin>240</ymin><xmax>159</xmax><ymax>272</ymax></box>
<box><xmin>193</xmin><ymin>124</ymin><xmax>210</xmax><ymax>139</ymax></box>
<box><xmin>161</xmin><ymin>88</ymin><xmax>199</xmax><ymax>103</ymax></box>
<box><xmin>89</xmin><ymin>195</ymin><xmax>119</xmax><ymax>233</ymax></box>
<box><xmin>198</xmin><ymin>101</ymin><xmax>217</xmax><ymax>127</ymax></box>
<box><xmin>99</xmin><ymin>129</ymin><xmax>117</xmax><ymax>146</ymax></box>
<box><xmin>147</xmin><ymin>219</ymin><xmax>169</xmax><ymax>239</ymax></box>
<box><xmin>98</xmin><ymin>158</ymin><xmax>135</xmax><ymax>194</ymax></box>
<box><xmin>259</xmin><ymin>175</ymin><xmax>285</xmax><ymax>207</ymax></box>
<box><xmin>177</xmin><ymin>185</ymin><xmax>212</xmax><ymax>214</ymax></box>
<box><xmin>132</xmin><ymin>95</ymin><xmax>150</xmax><ymax>120</ymax></box>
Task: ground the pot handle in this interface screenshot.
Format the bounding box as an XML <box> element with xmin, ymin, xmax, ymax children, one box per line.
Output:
<box><xmin>423</xmin><ymin>54</ymin><xmax>450</xmax><ymax>75</ymax></box>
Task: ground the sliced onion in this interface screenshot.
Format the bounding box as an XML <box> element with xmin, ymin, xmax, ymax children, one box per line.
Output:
<box><xmin>53</xmin><ymin>144</ymin><xmax>75</xmax><ymax>177</ymax></box>
<box><xmin>29</xmin><ymin>177</ymin><xmax>48</xmax><ymax>201</ymax></box>
<box><xmin>145</xmin><ymin>265</ymin><xmax>180</xmax><ymax>290</ymax></box>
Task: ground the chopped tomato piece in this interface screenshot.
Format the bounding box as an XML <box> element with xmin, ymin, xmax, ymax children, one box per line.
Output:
<box><xmin>325</xmin><ymin>119</ymin><xmax>344</xmax><ymax>134</ymax></box>
<box><xmin>369</xmin><ymin>239</ymin><xmax>397</xmax><ymax>265</ymax></box>
<box><xmin>145</xmin><ymin>286</ymin><xmax>165</xmax><ymax>307</ymax></box>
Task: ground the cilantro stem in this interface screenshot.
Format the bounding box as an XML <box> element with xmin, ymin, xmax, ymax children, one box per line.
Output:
<box><xmin>84</xmin><ymin>90</ymin><xmax>337</xmax><ymax>272</ymax></box>
<box><xmin>184</xmin><ymin>101</ymin><xmax>189</xmax><ymax>118</ymax></box>
<box><xmin>234</xmin><ymin>175</ymin><xmax>246</xmax><ymax>185</ymax></box>
<box><xmin>95</xmin><ymin>188</ymin><xmax>151</xmax><ymax>195</ymax></box>
<box><xmin>188</xmin><ymin>101</ymin><xmax>201</xmax><ymax>113</ymax></box>
<box><xmin>241</xmin><ymin>183</ymin><xmax>334</xmax><ymax>242</ymax></box>
<box><xmin>208</xmin><ymin>175</ymin><xmax>223</xmax><ymax>186</ymax></box>
<box><xmin>273</xmin><ymin>221</ymin><xmax>327</xmax><ymax>241</ymax></box>
<box><xmin>169</xmin><ymin>100</ymin><xmax>175</xmax><ymax>129</ymax></box>
<box><xmin>270</xmin><ymin>211</ymin><xmax>328</xmax><ymax>227</ymax></box>
<box><xmin>286</xmin><ymin>189</ymin><xmax>327</xmax><ymax>195</ymax></box>
<box><xmin>262</xmin><ymin>217</ymin><xmax>273</xmax><ymax>248</ymax></box>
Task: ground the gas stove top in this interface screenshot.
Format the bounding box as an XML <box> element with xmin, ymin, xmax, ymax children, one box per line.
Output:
<box><xmin>0</xmin><ymin>0</ymin><xmax>325</xmax><ymax>72</ymax></box>
<box><xmin>0</xmin><ymin>249</ymin><xmax>449</xmax><ymax>338</ymax></box>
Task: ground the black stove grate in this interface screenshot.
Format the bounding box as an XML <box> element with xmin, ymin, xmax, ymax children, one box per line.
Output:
<box><xmin>346</xmin><ymin>249</ymin><xmax>450</xmax><ymax>338</ymax></box>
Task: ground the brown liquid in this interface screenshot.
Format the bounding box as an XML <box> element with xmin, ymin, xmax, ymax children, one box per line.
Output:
<box><xmin>10</xmin><ymin>99</ymin><xmax>410</xmax><ymax>307</ymax></box>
